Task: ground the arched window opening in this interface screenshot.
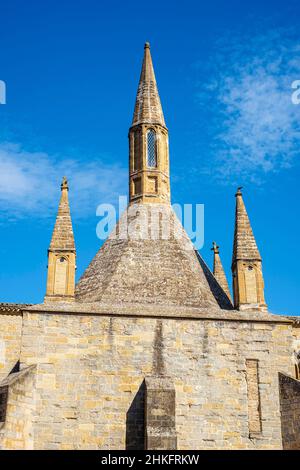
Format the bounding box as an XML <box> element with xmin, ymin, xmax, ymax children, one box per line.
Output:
<box><xmin>147</xmin><ymin>129</ymin><xmax>157</xmax><ymax>168</ymax></box>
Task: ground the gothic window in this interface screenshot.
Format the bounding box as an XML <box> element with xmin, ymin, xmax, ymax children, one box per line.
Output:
<box><xmin>146</xmin><ymin>129</ymin><xmax>157</xmax><ymax>168</ymax></box>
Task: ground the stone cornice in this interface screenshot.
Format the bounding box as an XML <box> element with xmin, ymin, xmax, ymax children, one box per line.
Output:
<box><xmin>24</xmin><ymin>302</ymin><xmax>293</xmax><ymax>324</ymax></box>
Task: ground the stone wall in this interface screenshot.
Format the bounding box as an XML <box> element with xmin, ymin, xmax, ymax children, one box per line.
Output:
<box><xmin>245</xmin><ymin>359</ymin><xmax>262</xmax><ymax>435</ymax></box>
<box><xmin>2</xmin><ymin>311</ymin><xmax>292</xmax><ymax>450</ymax></box>
<box><xmin>279</xmin><ymin>373</ymin><xmax>300</xmax><ymax>450</ymax></box>
<box><xmin>145</xmin><ymin>376</ymin><xmax>177</xmax><ymax>450</ymax></box>
<box><xmin>0</xmin><ymin>314</ymin><xmax>23</xmax><ymax>379</ymax></box>
<box><xmin>291</xmin><ymin>323</ymin><xmax>300</xmax><ymax>378</ymax></box>
<box><xmin>0</xmin><ymin>366</ymin><xmax>36</xmax><ymax>450</ymax></box>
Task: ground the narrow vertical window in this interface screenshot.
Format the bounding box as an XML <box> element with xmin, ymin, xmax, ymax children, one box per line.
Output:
<box><xmin>134</xmin><ymin>131</ymin><xmax>140</xmax><ymax>171</ymax></box>
<box><xmin>147</xmin><ymin>129</ymin><xmax>157</xmax><ymax>168</ymax></box>
<box><xmin>246</xmin><ymin>359</ymin><xmax>262</xmax><ymax>435</ymax></box>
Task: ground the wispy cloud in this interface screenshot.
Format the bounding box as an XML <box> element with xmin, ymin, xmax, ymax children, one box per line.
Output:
<box><xmin>0</xmin><ymin>142</ymin><xmax>127</xmax><ymax>220</ymax></box>
<box><xmin>195</xmin><ymin>28</ymin><xmax>300</xmax><ymax>183</ymax></box>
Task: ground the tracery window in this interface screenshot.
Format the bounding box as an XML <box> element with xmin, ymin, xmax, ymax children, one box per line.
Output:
<box><xmin>147</xmin><ymin>129</ymin><xmax>157</xmax><ymax>168</ymax></box>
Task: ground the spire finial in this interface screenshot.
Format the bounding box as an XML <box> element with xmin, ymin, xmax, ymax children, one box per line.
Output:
<box><xmin>236</xmin><ymin>186</ymin><xmax>243</xmax><ymax>196</ymax></box>
<box><xmin>131</xmin><ymin>42</ymin><xmax>166</xmax><ymax>127</ymax></box>
<box><xmin>211</xmin><ymin>241</ymin><xmax>219</xmax><ymax>254</ymax></box>
<box><xmin>61</xmin><ymin>176</ymin><xmax>69</xmax><ymax>191</ymax></box>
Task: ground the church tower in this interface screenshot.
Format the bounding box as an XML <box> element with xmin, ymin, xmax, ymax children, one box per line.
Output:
<box><xmin>76</xmin><ymin>44</ymin><xmax>221</xmax><ymax>312</ymax></box>
<box><xmin>45</xmin><ymin>177</ymin><xmax>76</xmax><ymax>302</ymax></box>
<box><xmin>211</xmin><ymin>241</ymin><xmax>232</xmax><ymax>302</ymax></box>
<box><xmin>129</xmin><ymin>42</ymin><xmax>170</xmax><ymax>204</ymax></box>
<box><xmin>231</xmin><ymin>188</ymin><xmax>267</xmax><ymax>312</ymax></box>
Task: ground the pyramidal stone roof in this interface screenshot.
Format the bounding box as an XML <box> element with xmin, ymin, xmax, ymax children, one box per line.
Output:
<box><xmin>232</xmin><ymin>188</ymin><xmax>261</xmax><ymax>262</ymax></box>
<box><xmin>49</xmin><ymin>177</ymin><xmax>75</xmax><ymax>252</ymax></box>
<box><xmin>75</xmin><ymin>203</ymin><xmax>226</xmax><ymax>310</ymax></box>
<box><xmin>132</xmin><ymin>42</ymin><xmax>166</xmax><ymax>128</ymax></box>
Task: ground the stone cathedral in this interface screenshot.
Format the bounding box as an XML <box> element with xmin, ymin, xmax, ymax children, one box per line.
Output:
<box><xmin>0</xmin><ymin>43</ymin><xmax>300</xmax><ymax>450</ymax></box>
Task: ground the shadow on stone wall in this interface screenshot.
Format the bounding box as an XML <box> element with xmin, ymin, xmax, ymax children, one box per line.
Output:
<box><xmin>126</xmin><ymin>380</ymin><xmax>145</xmax><ymax>450</ymax></box>
<box><xmin>279</xmin><ymin>372</ymin><xmax>300</xmax><ymax>450</ymax></box>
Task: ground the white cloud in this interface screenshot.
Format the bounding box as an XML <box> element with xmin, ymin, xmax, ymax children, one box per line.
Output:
<box><xmin>0</xmin><ymin>142</ymin><xmax>127</xmax><ymax>220</ymax></box>
<box><xmin>196</xmin><ymin>28</ymin><xmax>300</xmax><ymax>183</ymax></box>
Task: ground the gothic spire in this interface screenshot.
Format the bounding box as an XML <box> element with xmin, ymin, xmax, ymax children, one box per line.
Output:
<box><xmin>231</xmin><ymin>188</ymin><xmax>267</xmax><ymax>311</ymax></box>
<box><xmin>45</xmin><ymin>177</ymin><xmax>76</xmax><ymax>302</ymax></box>
<box><xmin>49</xmin><ymin>177</ymin><xmax>75</xmax><ymax>252</ymax></box>
<box><xmin>129</xmin><ymin>43</ymin><xmax>170</xmax><ymax>204</ymax></box>
<box><xmin>211</xmin><ymin>242</ymin><xmax>232</xmax><ymax>301</ymax></box>
<box><xmin>232</xmin><ymin>187</ymin><xmax>261</xmax><ymax>264</ymax></box>
<box><xmin>132</xmin><ymin>42</ymin><xmax>166</xmax><ymax>128</ymax></box>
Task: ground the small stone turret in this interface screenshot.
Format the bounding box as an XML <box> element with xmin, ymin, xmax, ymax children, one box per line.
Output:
<box><xmin>45</xmin><ymin>177</ymin><xmax>76</xmax><ymax>302</ymax></box>
<box><xmin>231</xmin><ymin>188</ymin><xmax>267</xmax><ymax>312</ymax></box>
<box><xmin>129</xmin><ymin>42</ymin><xmax>170</xmax><ymax>205</ymax></box>
<box><xmin>211</xmin><ymin>241</ymin><xmax>232</xmax><ymax>302</ymax></box>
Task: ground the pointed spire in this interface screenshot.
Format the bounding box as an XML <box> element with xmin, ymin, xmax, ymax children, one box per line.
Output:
<box><xmin>232</xmin><ymin>187</ymin><xmax>261</xmax><ymax>263</ymax></box>
<box><xmin>49</xmin><ymin>176</ymin><xmax>75</xmax><ymax>251</ymax></box>
<box><xmin>231</xmin><ymin>188</ymin><xmax>267</xmax><ymax>312</ymax></box>
<box><xmin>211</xmin><ymin>242</ymin><xmax>232</xmax><ymax>301</ymax></box>
<box><xmin>45</xmin><ymin>177</ymin><xmax>76</xmax><ymax>302</ymax></box>
<box><xmin>129</xmin><ymin>43</ymin><xmax>170</xmax><ymax>204</ymax></box>
<box><xmin>132</xmin><ymin>42</ymin><xmax>166</xmax><ymax>127</ymax></box>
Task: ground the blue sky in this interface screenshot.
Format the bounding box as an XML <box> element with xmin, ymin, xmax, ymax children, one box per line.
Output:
<box><xmin>0</xmin><ymin>0</ymin><xmax>299</xmax><ymax>315</ymax></box>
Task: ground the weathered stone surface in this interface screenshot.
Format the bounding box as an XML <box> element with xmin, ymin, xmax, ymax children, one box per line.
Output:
<box><xmin>246</xmin><ymin>359</ymin><xmax>262</xmax><ymax>435</ymax></box>
<box><xmin>232</xmin><ymin>189</ymin><xmax>267</xmax><ymax>311</ymax></box>
<box><xmin>0</xmin><ymin>365</ymin><xmax>36</xmax><ymax>450</ymax></box>
<box><xmin>129</xmin><ymin>43</ymin><xmax>169</xmax><ymax>204</ymax></box>
<box><xmin>132</xmin><ymin>43</ymin><xmax>165</xmax><ymax>128</ymax></box>
<box><xmin>0</xmin><ymin>311</ymin><xmax>296</xmax><ymax>450</ymax></box>
<box><xmin>45</xmin><ymin>177</ymin><xmax>76</xmax><ymax>302</ymax></box>
<box><xmin>233</xmin><ymin>188</ymin><xmax>261</xmax><ymax>261</ymax></box>
<box><xmin>0</xmin><ymin>43</ymin><xmax>299</xmax><ymax>452</ymax></box>
<box><xmin>279</xmin><ymin>373</ymin><xmax>300</xmax><ymax>450</ymax></box>
<box><xmin>145</xmin><ymin>376</ymin><xmax>177</xmax><ymax>450</ymax></box>
<box><xmin>0</xmin><ymin>311</ymin><xmax>23</xmax><ymax>380</ymax></box>
<box><xmin>211</xmin><ymin>242</ymin><xmax>232</xmax><ymax>303</ymax></box>
<box><xmin>75</xmin><ymin>203</ymin><xmax>222</xmax><ymax>310</ymax></box>
<box><xmin>49</xmin><ymin>177</ymin><xmax>75</xmax><ymax>252</ymax></box>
